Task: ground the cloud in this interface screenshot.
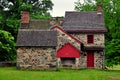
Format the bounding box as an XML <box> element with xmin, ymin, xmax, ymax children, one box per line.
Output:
<box><xmin>50</xmin><ymin>0</ymin><xmax>77</xmax><ymax>17</ymax></box>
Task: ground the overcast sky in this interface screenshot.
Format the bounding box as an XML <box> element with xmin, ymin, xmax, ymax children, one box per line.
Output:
<box><xmin>50</xmin><ymin>0</ymin><xmax>81</xmax><ymax>17</ymax></box>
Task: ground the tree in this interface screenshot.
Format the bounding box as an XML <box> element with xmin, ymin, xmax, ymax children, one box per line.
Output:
<box><xmin>106</xmin><ymin>39</ymin><xmax>120</xmax><ymax>66</ymax></box>
<box><xmin>75</xmin><ymin>0</ymin><xmax>120</xmax><ymax>66</ymax></box>
<box><xmin>0</xmin><ymin>0</ymin><xmax>53</xmax><ymax>61</ymax></box>
<box><xmin>0</xmin><ymin>30</ymin><xmax>16</xmax><ymax>61</ymax></box>
<box><xmin>0</xmin><ymin>0</ymin><xmax>53</xmax><ymax>38</ymax></box>
<box><xmin>0</xmin><ymin>0</ymin><xmax>53</xmax><ymax>18</ymax></box>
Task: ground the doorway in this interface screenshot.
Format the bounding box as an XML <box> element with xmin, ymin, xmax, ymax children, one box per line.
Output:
<box><xmin>87</xmin><ymin>51</ymin><xmax>94</xmax><ymax>68</ymax></box>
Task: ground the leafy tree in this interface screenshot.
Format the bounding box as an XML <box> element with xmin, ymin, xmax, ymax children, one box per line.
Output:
<box><xmin>106</xmin><ymin>39</ymin><xmax>120</xmax><ymax>66</ymax></box>
<box><xmin>0</xmin><ymin>0</ymin><xmax>53</xmax><ymax>38</ymax></box>
<box><xmin>75</xmin><ymin>0</ymin><xmax>120</xmax><ymax>66</ymax></box>
<box><xmin>0</xmin><ymin>30</ymin><xmax>16</xmax><ymax>61</ymax></box>
<box><xmin>0</xmin><ymin>0</ymin><xmax>53</xmax><ymax>61</ymax></box>
<box><xmin>0</xmin><ymin>0</ymin><xmax>53</xmax><ymax>18</ymax></box>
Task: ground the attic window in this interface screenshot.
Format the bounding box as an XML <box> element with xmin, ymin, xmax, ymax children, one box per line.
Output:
<box><xmin>87</xmin><ymin>35</ymin><xmax>94</xmax><ymax>44</ymax></box>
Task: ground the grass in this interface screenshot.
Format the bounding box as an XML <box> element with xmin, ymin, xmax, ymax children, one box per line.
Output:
<box><xmin>0</xmin><ymin>67</ymin><xmax>120</xmax><ymax>80</ymax></box>
<box><xmin>107</xmin><ymin>65</ymin><xmax>120</xmax><ymax>70</ymax></box>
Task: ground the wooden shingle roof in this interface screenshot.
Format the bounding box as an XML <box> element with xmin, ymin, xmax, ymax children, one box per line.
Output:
<box><xmin>63</xmin><ymin>11</ymin><xmax>107</xmax><ymax>32</ymax></box>
<box><xmin>20</xmin><ymin>20</ymin><xmax>50</xmax><ymax>30</ymax></box>
<box><xmin>16</xmin><ymin>29</ymin><xmax>57</xmax><ymax>47</ymax></box>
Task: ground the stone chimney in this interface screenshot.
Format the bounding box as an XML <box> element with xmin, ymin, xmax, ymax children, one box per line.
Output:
<box><xmin>21</xmin><ymin>11</ymin><xmax>30</xmax><ymax>23</ymax></box>
<box><xmin>97</xmin><ymin>4</ymin><xmax>102</xmax><ymax>15</ymax></box>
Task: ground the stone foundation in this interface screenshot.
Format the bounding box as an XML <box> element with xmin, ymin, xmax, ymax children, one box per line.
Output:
<box><xmin>17</xmin><ymin>47</ymin><xmax>56</xmax><ymax>70</ymax></box>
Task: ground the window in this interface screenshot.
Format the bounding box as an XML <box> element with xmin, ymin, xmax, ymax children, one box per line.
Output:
<box><xmin>87</xmin><ymin>35</ymin><xmax>94</xmax><ymax>44</ymax></box>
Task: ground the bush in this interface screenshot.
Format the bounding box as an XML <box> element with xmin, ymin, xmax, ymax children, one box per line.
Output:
<box><xmin>0</xmin><ymin>30</ymin><xmax>16</xmax><ymax>61</ymax></box>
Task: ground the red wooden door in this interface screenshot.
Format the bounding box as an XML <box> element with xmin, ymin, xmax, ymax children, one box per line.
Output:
<box><xmin>87</xmin><ymin>51</ymin><xmax>94</xmax><ymax>68</ymax></box>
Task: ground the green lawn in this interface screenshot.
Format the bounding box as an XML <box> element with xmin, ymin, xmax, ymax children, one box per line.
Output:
<box><xmin>107</xmin><ymin>65</ymin><xmax>120</xmax><ymax>70</ymax></box>
<box><xmin>0</xmin><ymin>67</ymin><xmax>120</xmax><ymax>80</ymax></box>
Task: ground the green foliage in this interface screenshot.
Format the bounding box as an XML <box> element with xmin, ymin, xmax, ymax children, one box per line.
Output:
<box><xmin>0</xmin><ymin>30</ymin><xmax>16</xmax><ymax>61</ymax></box>
<box><xmin>5</xmin><ymin>19</ymin><xmax>20</xmax><ymax>40</ymax></box>
<box><xmin>106</xmin><ymin>39</ymin><xmax>120</xmax><ymax>66</ymax></box>
<box><xmin>75</xmin><ymin>0</ymin><xmax>120</xmax><ymax>66</ymax></box>
<box><xmin>30</xmin><ymin>13</ymin><xmax>50</xmax><ymax>20</ymax></box>
<box><xmin>0</xmin><ymin>0</ymin><xmax>53</xmax><ymax>61</ymax></box>
<box><xmin>75</xmin><ymin>0</ymin><xmax>96</xmax><ymax>11</ymax></box>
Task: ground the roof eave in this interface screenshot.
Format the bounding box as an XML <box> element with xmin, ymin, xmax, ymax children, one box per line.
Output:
<box><xmin>16</xmin><ymin>45</ymin><xmax>57</xmax><ymax>47</ymax></box>
<box><xmin>65</xmin><ymin>29</ymin><xmax>108</xmax><ymax>33</ymax></box>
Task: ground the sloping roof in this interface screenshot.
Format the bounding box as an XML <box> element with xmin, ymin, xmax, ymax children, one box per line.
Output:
<box><xmin>17</xmin><ymin>29</ymin><xmax>57</xmax><ymax>47</ymax></box>
<box><xmin>29</xmin><ymin>20</ymin><xmax>50</xmax><ymax>29</ymax></box>
<box><xmin>63</xmin><ymin>11</ymin><xmax>107</xmax><ymax>32</ymax></box>
<box><xmin>20</xmin><ymin>20</ymin><xmax>50</xmax><ymax>30</ymax></box>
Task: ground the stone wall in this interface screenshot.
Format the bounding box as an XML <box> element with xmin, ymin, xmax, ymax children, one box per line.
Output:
<box><xmin>17</xmin><ymin>47</ymin><xmax>56</xmax><ymax>70</ymax></box>
<box><xmin>94</xmin><ymin>51</ymin><xmax>104</xmax><ymax>69</ymax></box>
<box><xmin>79</xmin><ymin>53</ymin><xmax>87</xmax><ymax>68</ymax></box>
<box><xmin>71</xmin><ymin>33</ymin><xmax>105</xmax><ymax>47</ymax></box>
<box><xmin>57</xmin><ymin>29</ymin><xmax>80</xmax><ymax>51</ymax></box>
<box><xmin>79</xmin><ymin>51</ymin><xmax>104</xmax><ymax>69</ymax></box>
<box><xmin>71</xmin><ymin>33</ymin><xmax>105</xmax><ymax>69</ymax></box>
<box><xmin>0</xmin><ymin>62</ymin><xmax>16</xmax><ymax>67</ymax></box>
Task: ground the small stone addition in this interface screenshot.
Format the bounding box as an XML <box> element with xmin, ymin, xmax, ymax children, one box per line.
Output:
<box><xmin>17</xmin><ymin>47</ymin><xmax>56</xmax><ymax>70</ymax></box>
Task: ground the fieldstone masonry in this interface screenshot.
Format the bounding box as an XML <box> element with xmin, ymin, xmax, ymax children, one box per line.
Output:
<box><xmin>94</xmin><ymin>51</ymin><xmax>104</xmax><ymax>69</ymax></box>
<box><xmin>71</xmin><ymin>33</ymin><xmax>105</xmax><ymax>69</ymax></box>
<box><xmin>17</xmin><ymin>47</ymin><xmax>56</xmax><ymax>70</ymax></box>
<box><xmin>79</xmin><ymin>51</ymin><xmax>104</xmax><ymax>69</ymax></box>
<box><xmin>71</xmin><ymin>33</ymin><xmax>105</xmax><ymax>47</ymax></box>
<box><xmin>53</xmin><ymin>28</ymin><xmax>81</xmax><ymax>68</ymax></box>
<box><xmin>79</xmin><ymin>53</ymin><xmax>87</xmax><ymax>68</ymax></box>
<box><xmin>56</xmin><ymin>29</ymin><xmax>81</xmax><ymax>51</ymax></box>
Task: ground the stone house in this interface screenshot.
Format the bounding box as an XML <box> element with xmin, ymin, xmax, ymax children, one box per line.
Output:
<box><xmin>16</xmin><ymin>5</ymin><xmax>107</xmax><ymax>70</ymax></box>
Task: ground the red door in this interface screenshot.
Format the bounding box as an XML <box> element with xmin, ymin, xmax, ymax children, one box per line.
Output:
<box><xmin>87</xmin><ymin>51</ymin><xmax>94</xmax><ymax>68</ymax></box>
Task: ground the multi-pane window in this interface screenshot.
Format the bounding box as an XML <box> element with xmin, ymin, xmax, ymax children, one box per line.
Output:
<box><xmin>87</xmin><ymin>35</ymin><xmax>94</xmax><ymax>44</ymax></box>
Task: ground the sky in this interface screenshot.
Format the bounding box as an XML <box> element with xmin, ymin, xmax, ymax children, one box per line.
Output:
<box><xmin>50</xmin><ymin>0</ymin><xmax>81</xmax><ymax>17</ymax></box>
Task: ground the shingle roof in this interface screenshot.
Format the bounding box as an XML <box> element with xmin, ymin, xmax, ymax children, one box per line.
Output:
<box><xmin>63</xmin><ymin>11</ymin><xmax>107</xmax><ymax>32</ymax></box>
<box><xmin>29</xmin><ymin>20</ymin><xmax>50</xmax><ymax>29</ymax></box>
<box><xmin>20</xmin><ymin>20</ymin><xmax>50</xmax><ymax>30</ymax></box>
<box><xmin>16</xmin><ymin>29</ymin><xmax>57</xmax><ymax>47</ymax></box>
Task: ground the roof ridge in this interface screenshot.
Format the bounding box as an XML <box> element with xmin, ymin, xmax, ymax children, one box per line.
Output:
<box><xmin>51</xmin><ymin>26</ymin><xmax>82</xmax><ymax>44</ymax></box>
<box><xmin>65</xmin><ymin>11</ymin><xmax>99</xmax><ymax>13</ymax></box>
